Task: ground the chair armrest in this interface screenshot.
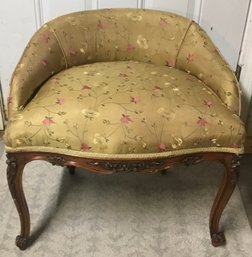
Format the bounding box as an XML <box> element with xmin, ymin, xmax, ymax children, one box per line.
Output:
<box><xmin>8</xmin><ymin>23</ymin><xmax>67</xmax><ymax>117</ymax></box>
<box><xmin>176</xmin><ymin>21</ymin><xmax>241</xmax><ymax>115</ymax></box>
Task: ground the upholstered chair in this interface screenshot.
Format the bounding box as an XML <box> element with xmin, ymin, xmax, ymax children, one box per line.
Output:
<box><xmin>4</xmin><ymin>8</ymin><xmax>245</xmax><ymax>250</ymax></box>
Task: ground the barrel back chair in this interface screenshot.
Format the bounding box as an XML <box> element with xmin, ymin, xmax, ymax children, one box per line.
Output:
<box><xmin>4</xmin><ymin>8</ymin><xmax>245</xmax><ymax>250</ymax></box>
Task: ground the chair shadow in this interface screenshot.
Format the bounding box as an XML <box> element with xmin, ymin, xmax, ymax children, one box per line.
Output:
<box><xmin>27</xmin><ymin>167</ymin><xmax>79</xmax><ymax>247</ymax></box>
<box><xmin>239</xmin><ymin>154</ymin><xmax>252</xmax><ymax>229</ymax></box>
<box><xmin>25</xmin><ymin>160</ymin><xmax>223</xmax><ymax>248</ymax></box>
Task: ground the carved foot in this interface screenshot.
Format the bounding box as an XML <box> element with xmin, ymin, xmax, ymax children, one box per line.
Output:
<box><xmin>16</xmin><ymin>235</ymin><xmax>28</xmax><ymax>250</ymax></box>
<box><xmin>68</xmin><ymin>166</ymin><xmax>75</xmax><ymax>175</ymax></box>
<box><xmin>211</xmin><ymin>232</ymin><xmax>226</xmax><ymax>247</ymax></box>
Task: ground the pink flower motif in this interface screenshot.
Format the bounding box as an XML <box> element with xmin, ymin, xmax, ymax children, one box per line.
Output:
<box><xmin>68</xmin><ymin>47</ymin><xmax>77</xmax><ymax>57</ymax></box>
<box><xmin>7</xmin><ymin>96</ymin><xmax>13</xmax><ymax>104</ymax></box>
<box><xmin>131</xmin><ymin>96</ymin><xmax>140</xmax><ymax>104</ymax></box>
<box><xmin>118</xmin><ymin>73</ymin><xmax>128</xmax><ymax>78</ymax></box>
<box><xmin>97</xmin><ymin>20</ymin><xmax>105</xmax><ymax>29</ymax></box>
<box><xmin>153</xmin><ymin>85</ymin><xmax>162</xmax><ymax>92</ymax></box>
<box><xmin>197</xmin><ymin>117</ymin><xmax>208</xmax><ymax>127</ymax></box>
<box><xmin>80</xmin><ymin>143</ymin><xmax>90</xmax><ymax>151</ymax></box>
<box><xmin>53</xmin><ymin>78</ymin><xmax>60</xmax><ymax>84</ymax></box>
<box><xmin>231</xmin><ymin>143</ymin><xmax>238</xmax><ymax>148</ymax></box>
<box><xmin>159</xmin><ymin>18</ymin><xmax>169</xmax><ymax>27</ymax></box>
<box><xmin>127</xmin><ymin>43</ymin><xmax>135</xmax><ymax>52</ymax></box>
<box><xmin>41</xmin><ymin>34</ymin><xmax>50</xmax><ymax>43</ymax></box>
<box><xmin>56</xmin><ymin>98</ymin><xmax>65</xmax><ymax>105</ymax></box>
<box><xmin>158</xmin><ymin>143</ymin><xmax>166</xmax><ymax>151</ymax></box>
<box><xmin>186</xmin><ymin>76</ymin><xmax>195</xmax><ymax>82</ymax></box>
<box><xmin>204</xmin><ymin>100</ymin><xmax>213</xmax><ymax>108</ymax></box>
<box><xmin>42</xmin><ymin>59</ymin><xmax>48</xmax><ymax>66</ymax></box>
<box><xmin>186</xmin><ymin>53</ymin><xmax>194</xmax><ymax>63</ymax></box>
<box><xmin>120</xmin><ymin>114</ymin><xmax>133</xmax><ymax>125</ymax></box>
<box><xmin>42</xmin><ymin>117</ymin><xmax>55</xmax><ymax>126</ymax></box>
<box><xmin>82</xmin><ymin>85</ymin><xmax>91</xmax><ymax>90</ymax></box>
<box><xmin>165</xmin><ymin>59</ymin><xmax>175</xmax><ymax>67</ymax></box>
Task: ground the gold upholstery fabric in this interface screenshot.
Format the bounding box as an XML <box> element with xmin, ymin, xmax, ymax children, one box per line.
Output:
<box><xmin>176</xmin><ymin>22</ymin><xmax>240</xmax><ymax>114</ymax></box>
<box><xmin>8</xmin><ymin>24</ymin><xmax>67</xmax><ymax>116</ymax></box>
<box><xmin>5</xmin><ymin>61</ymin><xmax>245</xmax><ymax>158</ymax></box>
<box><xmin>5</xmin><ymin>9</ymin><xmax>246</xmax><ymax>159</ymax></box>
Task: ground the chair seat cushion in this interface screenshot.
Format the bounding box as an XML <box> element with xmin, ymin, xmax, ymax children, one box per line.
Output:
<box><xmin>5</xmin><ymin>61</ymin><xmax>245</xmax><ymax>159</ymax></box>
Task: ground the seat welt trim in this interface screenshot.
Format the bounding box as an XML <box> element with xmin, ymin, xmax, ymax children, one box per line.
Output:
<box><xmin>5</xmin><ymin>145</ymin><xmax>244</xmax><ymax>160</ymax></box>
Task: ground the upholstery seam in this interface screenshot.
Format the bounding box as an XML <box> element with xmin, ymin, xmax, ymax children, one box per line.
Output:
<box><xmin>47</xmin><ymin>23</ymin><xmax>69</xmax><ymax>69</ymax></box>
<box><xmin>231</xmin><ymin>73</ymin><xmax>242</xmax><ymax>116</ymax></box>
<box><xmin>175</xmin><ymin>20</ymin><xmax>193</xmax><ymax>68</ymax></box>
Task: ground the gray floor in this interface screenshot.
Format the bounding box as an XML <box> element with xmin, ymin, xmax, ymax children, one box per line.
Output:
<box><xmin>0</xmin><ymin>138</ymin><xmax>251</xmax><ymax>230</ymax></box>
<box><xmin>239</xmin><ymin>155</ymin><xmax>252</xmax><ymax>228</ymax></box>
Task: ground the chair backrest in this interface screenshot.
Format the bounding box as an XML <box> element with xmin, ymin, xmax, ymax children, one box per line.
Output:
<box><xmin>9</xmin><ymin>9</ymin><xmax>240</xmax><ymax>116</ymax></box>
<box><xmin>48</xmin><ymin>8</ymin><xmax>191</xmax><ymax>68</ymax></box>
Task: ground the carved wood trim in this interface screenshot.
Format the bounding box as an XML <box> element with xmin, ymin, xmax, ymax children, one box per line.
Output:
<box><xmin>182</xmin><ymin>156</ymin><xmax>202</xmax><ymax>166</ymax></box>
<box><xmin>89</xmin><ymin>160</ymin><xmax>164</xmax><ymax>173</ymax></box>
<box><xmin>48</xmin><ymin>156</ymin><xmax>66</xmax><ymax>166</ymax></box>
<box><xmin>6</xmin><ymin>153</ymin><xmax>17</xmax><ymax>187</ymax></box>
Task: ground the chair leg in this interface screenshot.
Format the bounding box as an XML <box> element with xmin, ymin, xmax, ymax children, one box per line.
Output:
<box><xmin>6</xmin><ymin>154</ymin><xmax>30</xmax><ymax>250</ymax></box>
<box><xmin>68</xmin><ymin>165</ymin><xmax>75</xmax><ymax>175</ymax></box>
<box><xmin>209</xmin><ymin>154</ymin><xmax>240</xmax><ymax>247</ymax></box>
<box><xmin>160</xmin><ymin>168</ymin><xmax>168</xmax><ymax>175</ymax></box>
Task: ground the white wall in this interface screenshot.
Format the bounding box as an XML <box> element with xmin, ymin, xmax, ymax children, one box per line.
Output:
<box><xmin>42</xmin><ymin>0</ymin><xmax>85</xmax><ymax>23</ymax></box>
<box><xmin>239</xmin><ymin>1</ymin><xmax>252</xmax><ymax>120</ymax></box>
<box><xmin>145</xmin><ymin>0</ymin><xmax>189</xmax><ymax>16</ymax></box>
<box><xmin>0</xmin><ymin>1</ymin><xmax>37</xmax><ymax>103</ymax></box>
<box><xmin>199</xmin><ymin>0</ymin><xmax>250</xmax><ymax>70</ymax></box>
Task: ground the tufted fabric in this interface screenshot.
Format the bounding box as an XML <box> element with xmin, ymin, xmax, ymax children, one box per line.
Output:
<box><xmin>5</xmin><ymin>9</ymin><xmax>245</xmax><ymax>158</ymax></box>
<box><xmin>5</xmin><ymin>61</ymin><xmax>245</xmax><ymax>158</ymax></box>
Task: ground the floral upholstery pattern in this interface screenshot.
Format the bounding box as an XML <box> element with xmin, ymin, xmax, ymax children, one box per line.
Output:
<box><xmin>5</xmin><ymin>9</ymin><xmax>245</xmax><ymax>159</ymax></box>
<box><xmin>5</xmin><ymin>61</ymin><xmax>245</xmax><ymax>158</ymax></box>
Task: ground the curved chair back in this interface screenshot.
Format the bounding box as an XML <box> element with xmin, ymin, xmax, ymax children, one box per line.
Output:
<box><xmin>8</xmin><ymin>9</ymin><xmax>240</xmax><ymax>116</ymax></box>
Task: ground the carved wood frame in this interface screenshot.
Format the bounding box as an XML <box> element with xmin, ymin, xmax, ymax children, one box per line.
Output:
<box><xmin>6</xmin><ymin>151</ymin><xmax>240</xmax><ymax>250</ymax></box>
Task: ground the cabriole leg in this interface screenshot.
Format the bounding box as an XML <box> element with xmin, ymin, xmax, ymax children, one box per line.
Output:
<box><xmin>209</xmin><ymin>154</ymin><xmax>240</xmax><ymax>247</ymax></box>
<box><xmin>6</xmin><ymin>153</ymin><xmax>30</xmax><ymax>250</ymax></box>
